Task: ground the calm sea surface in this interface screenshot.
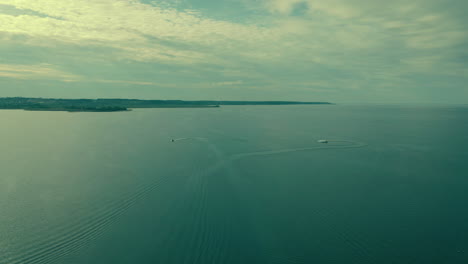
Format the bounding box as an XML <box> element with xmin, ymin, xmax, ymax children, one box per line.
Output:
<box><xmin>1</xmin><ymin>105</ymin><xmax>468</xmax><ymax>264</ymax></box>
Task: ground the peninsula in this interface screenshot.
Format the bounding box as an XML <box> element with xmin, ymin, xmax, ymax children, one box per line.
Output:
<box><xmin>0</xmin><ymin>97</ymin><xmax>332</xmax><ymax>112</ymax></box>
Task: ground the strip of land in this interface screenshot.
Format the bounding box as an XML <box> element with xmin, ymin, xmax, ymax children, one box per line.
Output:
<box><xmin>0</xmin><ymin>97</ymin><xmax>332</xmax><ymax>112</ymax></box>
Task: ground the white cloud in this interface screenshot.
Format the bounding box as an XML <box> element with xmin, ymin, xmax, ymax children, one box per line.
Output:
<box><xmin>264</xmin><ymin>0</ymin><xmax>306</xmax><ymax>15</ymax></box>
<box><xmin>0</xmin><ymin>0</ymin><xmax>278</xmax><ymax>65</ymax></box>
<box><xmin>213</xmin><ymin>80</ymin><xmax>243</xmax><ymax>86</ymax></box>
<box><xmin>0</xmin><ymin>63</ymin><xmax>184</xmax><ymax>86</ymax></box>
<box><xmin>1</xmin><ymin>0</ymin><xmax>463</xmax><ymax>65</ymax></box>
<box><xmin>0</xmin><ymin>0</ymin><xmax>466</xmax><ymax>100</ymax></box>
<box><xmin>94</xmin><ymin>79</ymin><xmax>158</xmax><ymax>86</ymax></box>
<box><xmin>0</xmin><ymin>63</ymin><xmax>80</xmax><ymax>81</ymax></box>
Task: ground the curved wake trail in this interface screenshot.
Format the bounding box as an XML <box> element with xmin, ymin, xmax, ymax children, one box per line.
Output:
<box><xmin>150</xmin><ymin>154</ymin><xmax>231</xmax><ymax>264</ymax></box>
<box><xmin>173</xmin><ymin>137</ymin><xmax>370</xmax><ymax>263</ymax></box>
<box><xmin>173</xmin><ymin>137</ymin><xmax>366</xmax><ymax>163</ymax></box>
<box><xmin>172</xmin><ymin>137</ymin><xmax>207</xmax><ymax>142</ymax></box>
<box><xmin>173</xmin><ymin>137</ymin><xmax>268</xmax><ymax>263</ymax></box>
<box><xmin>173</xmin><ymin>138</ymin><xmax>366</xmax><ymax>174</ymax></box>
<box><xmin>0</xmin><ymin>173</ymin><xmax>170</xmax><ymax>264</ymax></box>
<box><xmin>2</xmin><ymin>137</ymin><xmax>368</xmax><ymax>264</ymax></box>
<box><xmin>231</xmin><ymin>141</ymin><xmax>366</xmax><ymax>161</ymax></box>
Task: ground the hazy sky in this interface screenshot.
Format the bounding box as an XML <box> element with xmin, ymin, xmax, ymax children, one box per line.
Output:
<box><xmin>0</xmin><ymin>0</ymin><xmax>467</xmax><ymax>103</ymax></box>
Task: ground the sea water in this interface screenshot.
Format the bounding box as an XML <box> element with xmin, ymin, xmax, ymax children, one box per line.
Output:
<box><xmin>1</xmin><ymin>105</ymin><xmax>467</xmax><ymax>264</ymax></box>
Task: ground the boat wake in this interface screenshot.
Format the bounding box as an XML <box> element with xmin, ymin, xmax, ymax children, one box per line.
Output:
<box><xmin>1</xmin><ymin>137</ymin><xmax>368</xmax><ymax>264</ymax></box>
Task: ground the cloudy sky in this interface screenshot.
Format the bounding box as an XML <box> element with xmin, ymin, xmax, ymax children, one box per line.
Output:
<box><xmin>0</xmin><ymin>0</ymin><xmax>467</xmax><ymax>103</ymax></box>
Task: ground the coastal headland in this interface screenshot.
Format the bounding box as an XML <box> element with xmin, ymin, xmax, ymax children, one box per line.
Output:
<box><xmin>0</xmin><ymin>97</ymin><xmax>332</xmax><ymax>112</ymax></box>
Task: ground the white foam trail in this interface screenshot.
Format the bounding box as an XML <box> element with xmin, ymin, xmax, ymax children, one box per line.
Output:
<box><xmin>2</xmin><ymin>137</ymin><xmax>367</xmax><ymax>264</ymax></box>
<box><xmin>173</xmin><ymin>137</ymin><xmax>369</xmax><ymax>263</ymax></box>
<box><xmin>173</xmin><ymin>138</ymin><xmax>367</xmax><ymax>174</ymax></box>
<box><xmin>231</xmin><ymin>140</ymin><xmax>367</xmax><ymax>160</ymax></box>
<box><xmin>173</xmin><ymin>137</ymin><xmax>208</xmax><ymax>142</ymax></box>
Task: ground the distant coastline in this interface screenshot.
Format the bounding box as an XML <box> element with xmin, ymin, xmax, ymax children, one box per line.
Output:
<box><xmin>0</xmin><ymin>97</ymin><xmax>332</xmax><ymax>112</ymax></box>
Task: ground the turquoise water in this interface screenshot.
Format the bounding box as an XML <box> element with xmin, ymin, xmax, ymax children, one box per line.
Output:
<box><xmin>1</xmin><ymin>105</ymin><xmax>467</xmax><ymax>264</ymax></box>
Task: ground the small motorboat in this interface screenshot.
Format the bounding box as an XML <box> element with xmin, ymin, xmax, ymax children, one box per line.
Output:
<box><xmin>318</xmin><ymin>139</ymin><xmax>328</xmax><ymax>143</ymax></box>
